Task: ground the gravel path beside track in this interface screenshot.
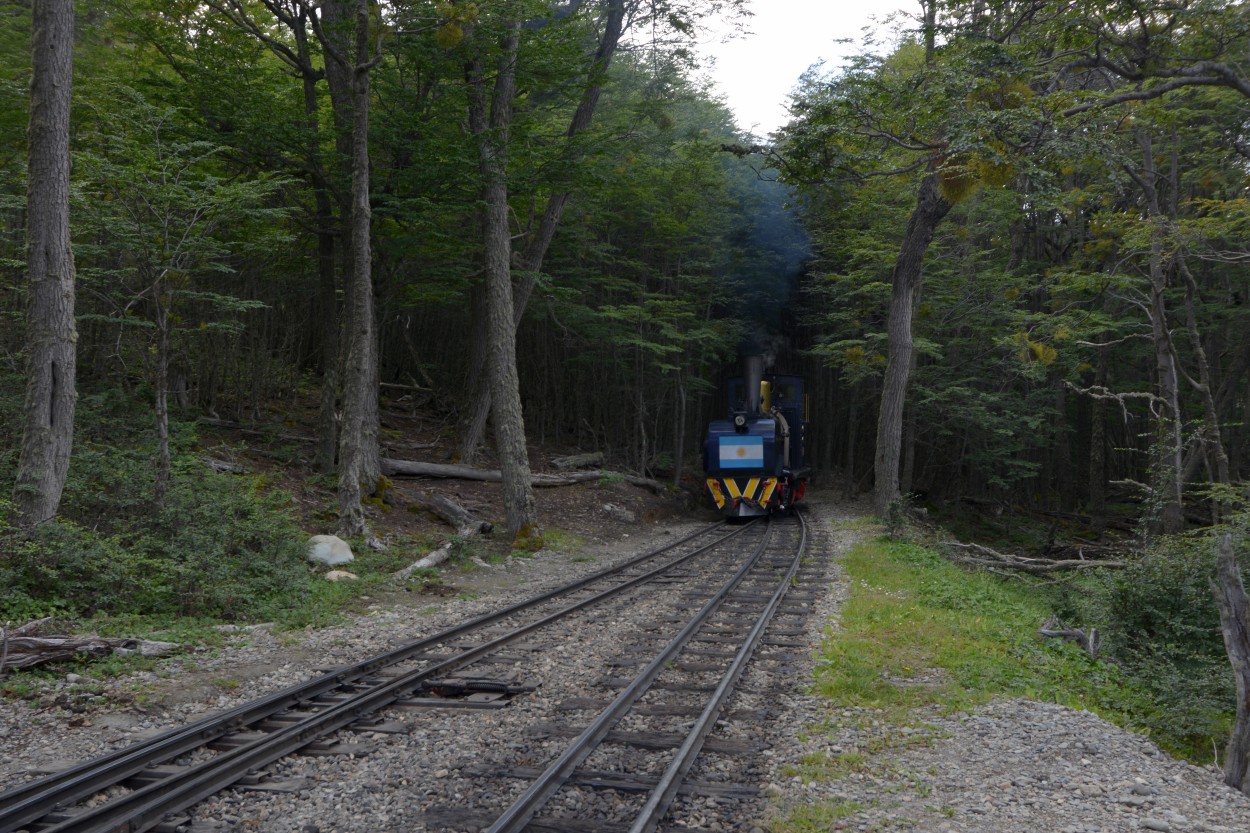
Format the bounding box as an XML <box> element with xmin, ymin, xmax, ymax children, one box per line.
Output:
<box><xmin>2</xmin><ymin>494</ymin><xmax>1249</xmax><ymax>832</ymax></box>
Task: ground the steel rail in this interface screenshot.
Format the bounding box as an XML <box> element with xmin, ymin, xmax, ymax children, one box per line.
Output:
<box><xmin>3</xmin><ymin>521</ymin><xmax>757</xmax><ymax>833</ymax></box>
<box><xmin>629</xmin><ymin>511</ymin><xmax>808</xmax><ymax>833</ymax></box>
<box><xmin>484</xmin><ymin>519</ymin><xmax>782</xmax><ymax>833</ymax></box>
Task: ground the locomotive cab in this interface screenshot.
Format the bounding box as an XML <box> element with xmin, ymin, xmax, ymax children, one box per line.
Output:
<box><xmin>703</xmin><ymin>362</ymin><xmax>810</xmax><ymax>517</ymax></box>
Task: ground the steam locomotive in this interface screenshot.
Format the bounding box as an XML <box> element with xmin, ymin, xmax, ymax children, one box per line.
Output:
<box><xmin>703</xmin><ymin>356</ymin><xmax>810</xmax><ymax>517</ymax></box>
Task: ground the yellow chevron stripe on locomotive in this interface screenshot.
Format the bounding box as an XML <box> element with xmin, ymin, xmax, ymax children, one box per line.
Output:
<box><xmin>705</xmin><ymin>476</ymin><xmax>778</xmax><ymax>513</ymax></box>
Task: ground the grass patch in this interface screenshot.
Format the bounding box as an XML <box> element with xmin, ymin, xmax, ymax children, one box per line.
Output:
<box><xmin>813</xmin><ymin>537</ymin><xmax>1139</xmax><ymax>719</ymax></box>
<box><xmin>772</xmin><ymin>533</ymin><xmax>1155</xmax><ymax>831</ymax></box>
<box><xmin>770</xmin><ymin>799</ymin><xmax>865</xmax><ymax>833</ymax></box>
<box><xmin>780</xmin><ymin>750</ymin><xmax>869</xmax><ymax>783</ymax></box>
<box><xmin>540</xmin><ymin>528</ymin><xmax>586</xmax><ymax>553</ymax></box>
<box><xmin>832</xmin><ymin>516</ymin><xmax>882</xmax><ymax>532</ymax></box>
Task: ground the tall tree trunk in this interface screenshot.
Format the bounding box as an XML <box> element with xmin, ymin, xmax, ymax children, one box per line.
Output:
<box><xmin>459</xmin><ymin>0</ymin><xmax>627</xmax><ymax>463</ymax></box>
<box><xmin>314</xmin><ymin>185</ymin><xmax>341</xmax><ymax>475</ymax></box>
<box><xmin>331</xmin><ymin>0</ymin><xmax>380</xmax><ymax>537</ymax></box>
<box><xmin>203</xmin><ymin>2</ymin><xmax>346</xmax><ymax>473</ymax></box>
<box><xmin>14</xmin><ymin>0</ymin><xmax>77</xmax><ymax>529</ymax></box>
<box><xmin>153</xmin><ymin>284</ymin><xmax>172</xmax><ymax>508</ymax></box>
<box><xmin>301</xmin><ymin>23</ymin><xmax>342</xmax><ymax>477</ymax></box>
<box><xmin>844</xmin><ymin>397</ymin><xmax>858</xmax><ymax>500</ymax></box>
<box><xmin>671</xmin><ymin>372</ymin><xmax>686</xmax><ymax>487</ymax></box>
<box><xmin>1178</xmin><ymin>259</ymin><xmax>1231</xmax><ymax>511</ymax></box>
<box><xmin>1213</xmin><ymin>534</ymin><xmax>1250</xmax><ymax>796</ymax></box>
<box><xmin>900</xmin><ymin>410</ymin><xmax>917</xmax><ymax>496</ymax></box>
<box><xmin>1132</xmin><ymin>131</ymin><xmax>1184</xmax><ymax>534</ymax></box>
<box><xmin>313</xmin><ymin>0</ymin><xmax>361</xmax><ymax>482</ymax></box>
<box><xmin>458</xmin><ymin>278</ymin><xmax>492</xmax><ymax>463</ymax></box>
<box><xmin>1054</xmin><ymin>379</ymin><xmax>1074</xmax><ymax>511</ymax></box>
<box><xmin>1088</xmin><ymin>344</ymin><xmax>1109</xmax><ymax>536</ymax></box>
<box><xmin>475</xmin><ymin>20</ymin><xmax>537</xmax><ymax>539</ymax></box>
<box><xmin>872</xmin><ymin>173</ymin><xmax>951</xmax><ymax>514</ymax></box>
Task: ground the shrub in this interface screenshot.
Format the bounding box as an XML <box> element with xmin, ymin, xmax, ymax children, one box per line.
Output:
<box><xmin>0</xmin><ymin>384</ymin><xmax>317</xmax><ymax>623</ymax></box>
<box><xmin>0</xmin><ymin>468</ymin><xmax>314</xmax><ymax>622</ymax></box>
<box><xmin>1067</xmin><ymin>532</ymin><xmax>1238</xmax><ymax>754</ymax></box>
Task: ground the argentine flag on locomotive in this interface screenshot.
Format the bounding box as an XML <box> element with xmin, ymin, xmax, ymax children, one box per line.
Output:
<box><xmin>718</xmin><ymin>435</ymin><xmax>764</xmax><ymax>469</ymax></box>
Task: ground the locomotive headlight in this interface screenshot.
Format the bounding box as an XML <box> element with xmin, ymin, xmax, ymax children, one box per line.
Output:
<box><xmin>733</xmin><ymin>413</ymin><xmax>748</xmax><ymax>432</ymax></box>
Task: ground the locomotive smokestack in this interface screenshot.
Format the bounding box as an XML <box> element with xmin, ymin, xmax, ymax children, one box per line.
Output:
<box><xmin>743</xmin><ymin>354</ymin><xmax>764</xmax><ymax>415</ymax></box>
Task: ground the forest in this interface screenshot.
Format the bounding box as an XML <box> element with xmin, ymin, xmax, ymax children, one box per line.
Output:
<box><xmin>4</xmin><ymin>0</ymin><xmax>1250</xmax><ymax>793</ymax></box>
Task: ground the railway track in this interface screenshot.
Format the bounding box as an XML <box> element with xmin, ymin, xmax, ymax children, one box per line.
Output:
<box><xmin>0</xmin><ymin>513</ymin><xmax>821</xmax><ymax>833</ymax></box>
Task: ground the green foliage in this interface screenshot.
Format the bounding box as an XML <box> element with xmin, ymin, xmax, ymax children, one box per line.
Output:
<box><xmin>770</xmin><ymin>800</ymin><xmax>865</xmax><ymax>833</ymax></box>
<box><xmin>0</xmin><ymin>467</ymin><xmax>313</xmax><ymax>623</ymax></box>
<box><xmin>1058</xmin><ymin>533</ymin><xmax>1238</xmax><ymax>755</ymax></box>
<box><xmin>815</xmin><ymin>536</ymin><xmax>1153</xmax><ymax>735</ymax></box>
<box><xmin>540</xmin><ymin>528</ymin><xmax>586</xmax><ymax>553</ymax></box>
<box><xmin>882</xmin><ymin>494</ymin><xmax>912</xmax><ymax>539</ymax></box>
<box><xmin>786</xmin><ymin>530</ymin><xmax>1191</xmax><ymax>831</ymax></box>
<box><xmin>0</xmin><ymin>380</ymin><xmax>316</xmax><ymax>624</ymax></box>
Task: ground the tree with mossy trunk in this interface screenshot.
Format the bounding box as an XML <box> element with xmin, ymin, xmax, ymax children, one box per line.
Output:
<box><xmin>13</xmin><ymin>0</ymin><xmax>76</xmax><ymax>529</ymax></box>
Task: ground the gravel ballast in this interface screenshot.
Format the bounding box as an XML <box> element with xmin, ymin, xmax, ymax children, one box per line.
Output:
<box><xmin>1</xmin><ymin>496</ymin><xmax>1248</xmax><ymax>832</ymax></box>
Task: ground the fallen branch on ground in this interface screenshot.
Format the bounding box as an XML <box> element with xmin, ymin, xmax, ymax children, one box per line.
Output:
<box><xmin>0</xmin><ymin>619</ymin><xmax>181</xmax><ymax>672</ymax></box>
<box><xmin>410</xmin><ymin>493</ymin><xmax>493</xmax><ymax>537</ymax></box>
<box><xmin>391</xmin><ymin>492</ymin><xmax>494</xmax><ymax>581</ymax></box>
<box><xmin>549</xmin><ymin>451</ymin><xmax>604</xmax><ymax>471</ymax></box>
<box><xmin>201</xmin><ymin>456</ymin><xmax>249</xmax><ymax>474</ymax></box>
<box><xmin>1038</xmin><ymin>616</ymin><xmax>1102</xmax><ymax>657</ymax></box>
<box><xmin>944</xmin><ymin>541</ymin><xmax>1129</xmax><ymax>574</ymax></box>
<box><xmin>393</xmin><ymin>541</ymin><xmax>455</xmax><ymax>581</ymax></box>
<box><xmin>381</xmin><ymin>458</ymin><xmax>666</xmax><ymax>493</ymax></box>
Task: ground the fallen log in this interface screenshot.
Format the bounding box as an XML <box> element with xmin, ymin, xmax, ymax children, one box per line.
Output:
<box><xmin>550</xmin><ymin>451</ymin><xmax>604</xmax><ymax>471</ymax></box>
<box><xmin>201</xmin><ymin>456</ymin><xmax>250</xmax><ymax>474</ymax></box>
<box><xmin>381</xmin><ymin>458</ymin><xmax>666</xmax><ymax>494</ymax></box>
<box><xmin>0</xmin><ymin>626</ymin><xmax>180</xmax><ymax>672</ymax></box>
<box><xmin>390</xmin><ymin>492</ymin><xmax>495</xmax><ymax>581</ymax></box>
<box><xmin>393</xmin><ymin>542</ymin><xmax>454</xmax><ymax>582</ymax></box>
<box><xmin>411</xmin><ymin>494</ymin><xmax>493</xmax><ymax>537</ymax></box>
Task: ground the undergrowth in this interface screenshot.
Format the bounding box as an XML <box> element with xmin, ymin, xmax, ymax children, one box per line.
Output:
<box><xmin>0</xmin><ymin>381</ymin><xmax>468</xmax><ymax>697</ymax></box>
<box><xmin>812</xmin><ymin>538</ymin><xmax>1143</xmax><ymax>719</ymax></box>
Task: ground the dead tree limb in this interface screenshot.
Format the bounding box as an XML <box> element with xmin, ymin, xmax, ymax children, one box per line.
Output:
<box><xmin>381</xmin><ymin>458</ymin><xmax>666</xmax><ymax>493</ymax></box>
<box><xmin>410</xmin><ymin>493</ymin><xmax>492</xmax><ymax>537</ymax></box>
<box><xmin>391</xmin><ymin>493</ymin><xmax>495</xmax><ymax>582</ymax></box>
<box><xmin>550</xmin><ymin>451</ymin><xmax>604</xmax><ymax>471</ymax></box>
<box><xmin>1038</xmin><ymin>616</ymin><xmax>1102</xmax><ymax>657</ymax></box>
<box><xmin>944</xmin><ymin>541</ymin><xmax>1128</xmax><ymax>574</ymax></box>
<box><xmin>0</xmin><ymin>631</ymin><xmax>181</xmax><ymax>671</ymax></box>
<box><xmin>201</xmin><ymin>457</ymin><xmax>250</xmax><ymax>474</ymax></box>
<box><xmin>393</xmin><ymin>541</ymin><xmax>455</xmax><ymax>581</ymax></box>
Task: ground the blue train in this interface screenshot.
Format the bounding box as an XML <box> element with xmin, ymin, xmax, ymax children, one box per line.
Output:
<box><xmin>703</xmin><ymin>356</ymin><xmax>810</xmax><ymax>517</ymax></box>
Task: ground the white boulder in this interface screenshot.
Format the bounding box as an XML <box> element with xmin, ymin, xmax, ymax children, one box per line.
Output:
<box><xmin>324</xmin><ymin>570</ymin><xmax>359</xmax><ymax>582</ymax></box>
<box><xmin>307</xmin><ymin>534</ymin><xmax>355</xmax><ymax>566</ymax></box>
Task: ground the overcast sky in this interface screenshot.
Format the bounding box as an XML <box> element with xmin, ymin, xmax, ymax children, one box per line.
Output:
<box><xmin>697</xmin><ymin>1</ymin><xmax>918</xmax><ymax>137</ymax></box>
